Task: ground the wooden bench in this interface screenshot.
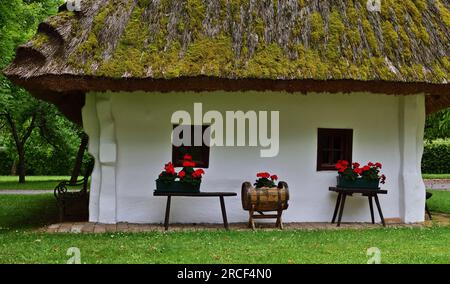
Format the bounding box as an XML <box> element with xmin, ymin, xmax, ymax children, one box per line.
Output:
<box><xmin>153</xmin><ymin>191</ymin><xmax>237</xmax><ymax>230</ymax></box>
<box><xmin>54</xmin><ymin>161</ymin><xmax>94</xmax><ymax>222</ymax></box>
<box><xmin>329</xmin><ymin>187</ymin><xmax>388</xmax><ymax>227</ymax></box>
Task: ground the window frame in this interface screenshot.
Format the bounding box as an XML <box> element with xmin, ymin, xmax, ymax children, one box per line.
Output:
<box><xmin>172</xmin><ymin>124</ymin><xmax>210</xmax><ymax>169</ymax></box>
<box><xmin>316</xmin><ymin>128</ymin><xmax>353</xmax><ymax>171</ymax></box>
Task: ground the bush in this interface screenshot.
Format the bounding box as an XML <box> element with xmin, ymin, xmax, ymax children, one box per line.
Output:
<box><xmin>0</xmin><ymin>149</ymin><xmax>13</xmax><ymax>175</ymax></box>
<box><xmin>422</xmin><ymin>141</ymin><xmax>450</xmax><ymax>174</ymax></box>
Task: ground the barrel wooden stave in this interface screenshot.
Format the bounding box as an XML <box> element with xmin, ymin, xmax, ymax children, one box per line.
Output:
<box><xmin>241</xmin><ymin>181</ymin><xmax>289</xmax><ymax>211</ymax></box>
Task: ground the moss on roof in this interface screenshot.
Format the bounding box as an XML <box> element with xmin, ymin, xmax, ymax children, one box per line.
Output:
<box><xmin>5</xmin><ymin>0</ymin><xmax>450</xmax><ymax>84</ymax></box>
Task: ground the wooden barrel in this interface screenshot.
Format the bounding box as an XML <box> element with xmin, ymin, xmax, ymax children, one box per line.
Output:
<box><xmin>241</xmin><ymin>181</ymin><xmax>289</xmax><ymax>211</ymax></box>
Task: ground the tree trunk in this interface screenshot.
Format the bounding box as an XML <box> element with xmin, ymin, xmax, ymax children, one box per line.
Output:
<box><xmin>10</xmin><ymin>160</ymin><xmax>17</xmax><ymax>176</ymax></box>
<box><xmin>4</xmin><ymin>111</ymin><xmax>37</xmax><ymax>184</ymax></box>
<box><xmin>70</xmin><ymin>132</ymin><xmax>89</xmax><ymax>185</ymax></box>
<box><xmin>17</xmin><ymin>146</ymin><xmax>26</xmax><ymax>183</ymax></box>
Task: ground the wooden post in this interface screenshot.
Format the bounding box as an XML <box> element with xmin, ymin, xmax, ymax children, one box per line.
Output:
<box><xmin>164</xmin><ymin>196</ymin><xmax>171</xmax><ymax>231</ymax></box>
<box><xmin>374</xmin><ymin>195</ymin><xmax>386</xmax><ymax>227</ymax></box>
<box><xmin>369</xmin><ymin>196</ymin><xmax>375</xmax><ymax>224</ymax></box>
<box><xmin>332</xmin><ymin>192</ymin><xmax>342</xmax><ymax>223</ymax></box>
<box><xmin>337</xmin><ymin>193</ymin><xmax>347</xmax><ymax>227</ymax></box>
<box><xmin>219</xmin><ymin>196</ymin><xmax>229</xmax><ymax>230</ymax></box>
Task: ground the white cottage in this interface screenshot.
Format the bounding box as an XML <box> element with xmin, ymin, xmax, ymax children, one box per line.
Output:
<box><xmin>5</xmin><ymin>0</ymin><xmax>450</xmax><ymax>225</ymax></box>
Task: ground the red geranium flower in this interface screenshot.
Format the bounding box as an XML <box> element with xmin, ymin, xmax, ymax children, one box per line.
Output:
<box><xmin>192</xmin><ymin>169</ymin><xmax>205</xmax><ymax>179</ymax></box>
<box><xmin>257</xmin><ymin>172</ymin><xmax>270</xmax><ymax>179</ymax></box>
<box><xmin>354</xmin><ymin>167</ymin><xmax>363</xmax><ymax>175</ymax></box>
<box><xmin>362</xmin><ymin>165</ymin><xmax>370</xmax><ymax>171</ymax></box>
<box><xmin>270</xmin><ymin>175</ymin><xmax>278</xmax><ymax>181</ymax></box>
<box><xmin>340</xmin><ymin>160</ymin><xmax>349</xmax><ymax>167</ymax></box>
<box><xmin>182</xmin><ymin>161</ymin><xmax>196</xmax><ymax>167</ymax></box>
<box><xmin>178</xmin><ymin>171</ymin><xmax>186</xmax><ymax>178</ymax></box>
<box><xmin>164</xmin><ymin>162</ymin><xmax>175</xmax><ymax>175</ymax></box>
<box><xmin>368</xmin><ymin>162</ymin><xmax>374</xmax><ymax>167</ymax></box>
<box><xmin>338</xmin><ymin>167</ymin><xmax>347</xmax><ymax>173</ymax></box>
<box><xmin>352</xmin><ymin>162</ymin><xmax>360</xmax><ymax>168</ymax></box>
<box><xmin>375</xmin><ymin>162</ymin><xmax>382</xmax><ymax>169</ymax></box>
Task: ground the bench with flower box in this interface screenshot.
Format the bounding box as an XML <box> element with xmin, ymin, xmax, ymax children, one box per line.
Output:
<box><xmin>330</xmin><ymin>160</ymin><xmax>388</xmax><ymax>227</ymax></box>
<box><xmin>153</xmin><ymin>154</ymin><xmax>237</xmax><ymax>230</ymax></box>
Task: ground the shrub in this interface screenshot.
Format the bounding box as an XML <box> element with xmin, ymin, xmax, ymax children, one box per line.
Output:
<box><xmin>422</xmin><ymin>141</ymin><xmax>450</xmax><ymax>174</ymax></box>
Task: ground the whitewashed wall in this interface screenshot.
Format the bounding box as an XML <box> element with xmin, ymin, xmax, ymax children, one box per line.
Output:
<box><xmin>82</xmin><ymin>91</ymin><xmax>426</xmax><ymax>224</ymax></box>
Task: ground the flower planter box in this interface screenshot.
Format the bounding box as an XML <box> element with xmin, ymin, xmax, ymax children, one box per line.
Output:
<box><xmin>336</xmin><ymin>176</ymin><xmax>380</xmax><ymax>189</ymax></box>
<box><xmin>155</xmin><ymin>180</ymin><xmax>200</xmax><ymax>193</ymax></box>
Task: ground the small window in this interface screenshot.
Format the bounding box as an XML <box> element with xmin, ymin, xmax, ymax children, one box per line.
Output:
<box><xmin>317</xmin><ymin>128</ymin><xmax>353</xmax><ymax>171</ymax></box>
<box><xmin>172</xmin><ymin>125</ymin><xmax>210</xmax><ymax>168</ymax></box>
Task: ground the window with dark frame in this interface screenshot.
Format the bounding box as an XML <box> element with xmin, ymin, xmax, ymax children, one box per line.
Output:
<box><xmin>172</xmin><ymin>125</ymin><xmax>210</xmax><ymax>168</ymax></box>
<box><xmin>317</xmin><ymin>128</ymin><xmax>353</xmax><ymax>171</ymax></box>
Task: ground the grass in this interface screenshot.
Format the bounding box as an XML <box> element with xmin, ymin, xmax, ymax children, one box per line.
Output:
<box><xmin>428</xmin><ymin>190</ymin><xmax>450</xmax><ymax>215</ymax></box>
<box><xmin>0</xmin><ymin>226</ymin><xmax>449</xmax><ymax>264</ymax></box>
<box><xmin>0</xmin><ymin>194</ymin><xmax>449</xmax><ymax>264</ymax></box>
<box><xmin>423</xmin><ymin>174</ymin><xmax>450</xmax><ymax>179</ymax></box>
<box><xmin>0</xmin><ymin>176</ymin><xmax>80</xmax><ymax>190</ymax></box>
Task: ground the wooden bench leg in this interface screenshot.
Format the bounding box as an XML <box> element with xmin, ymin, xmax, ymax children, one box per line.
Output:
<box><xmin>276</xmin><ymin>209</ymin><xmax>283</xmax><ymax>230</ymax></box>
<box><xmin>58</xmin><ymin>200</ymin><xmax>65</xmax><ymax>223</ymax></box>
<box><xmin>374</xmin><ymin>195</ymin><xmax>386</xmax><ymax>227</ymax></box>
<box><xmin>248</xmin><ymin>205</ymin><xmax>255</xmax><ymax>230</ymax></box>
<box><xmin>425</xmin><ymin>203</ymin><xmax>432</xmax><ymax>220</ymax></box>
<box><xmin>337</xmin><ymin>193</ymin><xmax>347</xmax><ymax>227</ymax></box>
<box><xmin>164</xmin><ymin>196</ymin><xmax>171</xmax><ymax>231</ymax></box>
<box><xmin>331</xmin><ymin>192</ymin><xmax>342</xmax><ymax>223</ymax></box>
<box><xmin>219</xmin><ymin>196</ymin><xmax>229</xmax><ymax>230</ymax></box>
<box><xmin>368</xmin><ymin>196</ymin><xmax>375</xmax><ymax>224</ymax></box>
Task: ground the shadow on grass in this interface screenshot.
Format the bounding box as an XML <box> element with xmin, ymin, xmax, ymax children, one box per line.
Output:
<box><xmin>0</xmin><ymin>194</ymin><xmax>58</xmax><ymax>230</ymax></box>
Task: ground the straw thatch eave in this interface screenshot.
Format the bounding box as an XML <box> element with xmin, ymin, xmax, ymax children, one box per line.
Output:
<box><xmin>3</xmin><ymin>0</ymin><xmax>450</xmax><ymax>118</ymax></box>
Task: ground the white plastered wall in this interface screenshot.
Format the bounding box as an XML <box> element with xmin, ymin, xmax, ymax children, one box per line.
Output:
<box><xmin>82</xmin><ymin>91</ymin><xmax>426</xmax><ymax>224</ymax></box>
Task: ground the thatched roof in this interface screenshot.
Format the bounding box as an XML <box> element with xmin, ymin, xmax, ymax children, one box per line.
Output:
<box><xmin>3</xmin><ymin>0</ymin><xmax>450</xmax><ymax>118</ymax></box>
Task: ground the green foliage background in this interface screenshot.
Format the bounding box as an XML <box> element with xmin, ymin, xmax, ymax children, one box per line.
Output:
<box><xmin>0</xmin><ymin>0</ymin><xmax>84</xmax><ymax>176</ymax></box>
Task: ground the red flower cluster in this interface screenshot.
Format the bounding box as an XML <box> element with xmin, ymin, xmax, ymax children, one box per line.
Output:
<box><xmin>164</xmin><ymin>162</ymin><xmax>175</xmax><ymax>175</ymax></box>
<box><xmin>182</xmin><ymin>154</ymin><xmax>196</xmax><ymax>167</ymax></box>
<box><xmin>336</xmin><ymin>160</ymin><xmax>386</xmax><ymax>184</ymax></box>
<box><xmin>335</xmin><ymin>160</ymin><xmax>350</xmax><ymax>173</ymax></box>
<box><xmin>254</xmin><ymin>172</ymin><xmax>279</xmax><ymax>188</ymax></box>
<box><xmin>336</xmin><ymin>160</ymin><xmax>382</xmax><ymax>175</ymax></box>
<box><xmin>192</xmin><ymin>169</ymin><xmax>205</xmax><ymax>179</ymax></box>
<box><xmin>256</xmin><ymin>172</ymin><xmax>278</xmax><ymax>181</ymax></box>
<box><xmin>257</xmin><ymin>172</ymin><xmax>270</xmax><ymax>179</ymax></box>
<box><xmin>158</xmin><ymin>153</ymin><xmax>206</xmax><ymax>183</ymax></box>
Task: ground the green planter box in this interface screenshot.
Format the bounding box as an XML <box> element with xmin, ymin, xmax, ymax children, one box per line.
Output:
<box><xmin>155</xmin><ymin>180</ymin><xmax>201</xmax><ymax>193</ymax></box>
<box><xmin>336</xmin><ymin>176</ymin><xmax>380</xmax><ymax>189</ymax></box>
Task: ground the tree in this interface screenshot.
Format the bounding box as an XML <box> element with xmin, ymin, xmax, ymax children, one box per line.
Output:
<box><xmin>0</xmin><ymin>0</ymin><xmax>66</xmax><ymax>182</ymax></box>
<box><xmin>0</xmin><ymin>86</ymin><xmax>73</xmax><ymax>182</ymax></box>
<box><xmin>425</xmin><ymin>109</ymin><xmax>450</xmax><ymax>141</ymax></box>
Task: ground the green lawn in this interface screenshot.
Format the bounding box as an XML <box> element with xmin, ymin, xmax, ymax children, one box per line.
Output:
<box><xmin>0</xmin><ymin>176</ymin><xmax>79</xmax><ymax>190</ymax></box>
<box><xmin>428</xmin><ymin>190</ymin><xmax>450</xmax><ymax>215</ymax></box>
<box><xmin>0</xmin><ymin>194</ymin><xmax>449</xmax><ymax>264</ymax></box>
<box><xmin>423</xmin><ymin>174</ymin><xmax>450</xmax><ymax>179</ymax></box>
<box><xmin>0</xmin><ymin>226</ymin><xmax>449</xmax><ymax>264</ymax></box>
